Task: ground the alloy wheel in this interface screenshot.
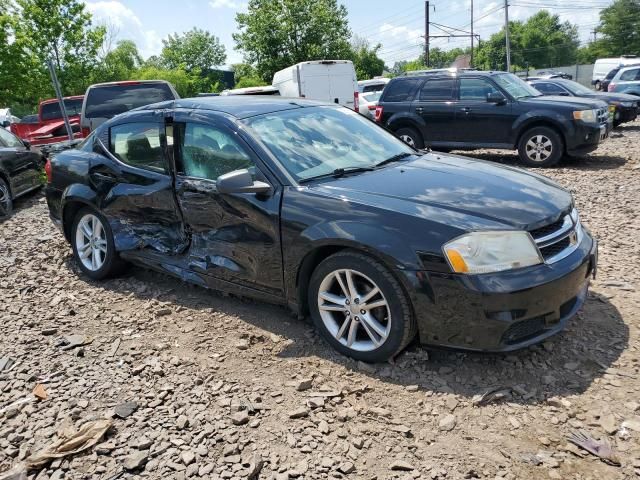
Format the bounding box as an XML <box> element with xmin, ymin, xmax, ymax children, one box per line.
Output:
<box><xmin>317</xmin><ymin>269</ymin><xmax>391</xmax><ymax>352</ymax></box>
<box><xmin>525</xmin><ymin>134</ymin><xmax>553</xmax><ymax>163</ymax></box>
<box><xmin>75</xmin><ymin>213</ymin><xmax>108</xmax><ymax>272</ymax></box>
<box><xmin>400</xmin><ymin>134</ymin><xmax>415</xmax><ymax>147</ymax></box>
<box><xmin>0</xmin><ymin>182</ymin><xmax>10</xmax><ymax>217</ymax></box>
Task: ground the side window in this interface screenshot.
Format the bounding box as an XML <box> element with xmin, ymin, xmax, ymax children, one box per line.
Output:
<box><xmin>176</xmin><ymin>123</ymin><xmax>254</xmax><ymax>181</ymax></box>
<box><xmin>109</xmin><ymin>122</ymin><xmax>167</xmax><ymax>173</ymax></box>
<box><xmin>459</xmin><ymin>78</ymin><xmax>500</xmax><ymax>100</ymax></box>
<box><xmin>620</xmin><ymin>68</ymin><xmax>639</xmax><ymax>81</ymax></box>
<box><xmin>419</xmin><ymin>78</ymin><xmax>455</xmax><ymax>101</ymax></box>
<box><xmin>534</xmin><ymin>82</ymin><xmax>564</xmax><ymax>95</ymax></box>
<box><xmin>0</xmin><ymin>128</ymin><xmax>23</xmax><ymax>148</ymax></box>
<box><xmin>383</xmin><ymin>79</ymin><xmax>419</xmax><ymax>102</ymax></box>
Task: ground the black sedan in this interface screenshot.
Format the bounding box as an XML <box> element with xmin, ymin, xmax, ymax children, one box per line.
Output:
<box><xmin>529</xmin><ymin>78</ymin><xmax>639</xmax><ymax>127</ymax></box>
<box><xmin>45</xmin><ymin>97</ymin><xmax>597</xmax><ymax>362</ymax></box>
<box><xmin>0</xmin><ymin>127</ymin><xmax>44</xmax><ymax>218</ymax></box>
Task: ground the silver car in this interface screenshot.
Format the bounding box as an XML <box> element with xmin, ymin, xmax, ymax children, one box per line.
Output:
<box><xmin>609</xmin><ymin>65</ymin><xmax>640</xmax><ymax>96</ymax></box>
<box><xmin>358</xmin><ymin>91</ymin><xmax>382</xmax><ymax>119</ymax></box>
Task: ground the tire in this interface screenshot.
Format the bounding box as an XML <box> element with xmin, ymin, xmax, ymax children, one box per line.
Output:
<box><xmin>71</xmin><ymin>207</ymin><xmax>125</xmax><ymax>280</ymax></box>
<box><xmin>395</xmin><ymin>127</ymin><xmax>424</xmax><ymax>149</ymax></box>
<box><xmin>517</xmin><ymin>126</ymin><xmax>564</xmax><ymax>167</ymax></box>
<box><xmin>594</xmin><ymin>81</ymin><xmax>601</xmax><ymax>91</ymax></box>
<box><xmin>308</xmin><ymin>250</ymin><xmax>417</xmax><ymax>362</ymax></box>
<box><xmin>0</xmin><ymin>177</ymin><xmax>12</xmax><ymax>219</ymax></box>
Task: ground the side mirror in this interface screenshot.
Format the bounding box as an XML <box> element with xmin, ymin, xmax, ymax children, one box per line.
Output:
<box><xmin>1</xmin><ymin>120</ymin><xmax>9</xmax><ymax>128</ymax></box>
<box><xmin>22</xmin><ymin>139</ymin><xmax>31</xmax><ymax>150</ymax></box>
<box><xmin>216</xmin><ymin>168</ymin><xmax>271</xmax><ymax>195</ymax></box>
<box><xmin>487</xmin><ymin>92</ymin><xmax>507</xmax><ymax>104</ymax></box>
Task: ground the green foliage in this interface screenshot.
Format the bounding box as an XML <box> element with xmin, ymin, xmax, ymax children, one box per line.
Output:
<box><xmin>93</xmin><ymin>40</ymin><xmax>143</xmax><ymax>83</ymax></box>
<box><xmin>234</xmin><ymin>77</ymin><xmax>268</xmax><ymax>88</ymax></box>
<box><xmin>597</xmin><ymin>0</ymin><xmax>640</xmax><ymax>56</ymax></box>
<box><xmin>349</xmin><ymin>36</ymin><xmax>385</xmax><ymax>80</ymax></box>
<box><xmin>135</xmin><ymin>66</ymin><xmax>202</xmax><ymax>98</ymax></box>
<box><xmin>475</xmin><ymin>11</ymin><xmax>579</xmax><ymax>70</ymax></box>
<box><xmin>160</xmin><ymin>27</ymin><xmax>226</xmax><ymax>72</ymax></box>
<box><xmin>234</xmin><ymin>0</ymin><xmax>352</xmax><ymax>82</ymax></box>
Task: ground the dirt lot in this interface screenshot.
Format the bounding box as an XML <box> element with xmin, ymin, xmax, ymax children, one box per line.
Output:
<box><xmin>1</xmin><ymin>121</ymin><xmax>639</xmax><ymax>480</ymax></box>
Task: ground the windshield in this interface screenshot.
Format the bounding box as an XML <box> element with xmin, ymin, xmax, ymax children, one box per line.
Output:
<box><xmin>362</xmin><ymin>91</ymin><xmax>382</xmax><ymax>103</ymax></box>
<box><xmin>85</xmin><ymin>83</ymin><xmax>175</xmax><ymax>119</ymax></box>
<box><xmin>493</xmin><ymin>73</ymin><xmax>542</xmax><ymax>99</ymax></box>
<box><xmin>41</xmin><ymin>98</ymin><xmax>83</xmax><ymax>121</ymax></box>
<box><xmin>560</xmin><ymin>80</ymin><xmax>593</xmax><ymax>95</ymax></box>
<box><xmin>243</xmin><ymin>106</ymin><xmax>414</xmax><ymax>182</ymax></box>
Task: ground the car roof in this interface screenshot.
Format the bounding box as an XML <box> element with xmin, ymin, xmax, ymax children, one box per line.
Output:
<box><xmin>40</xmin><ymin>95</ymin><xmax>84</xmax><ymax>105</ymax></box>
<box><xmin>140</xmin><ymin>96</ymin><xmax>328</xmax><ymax>119</ymax></box>
<box><xmin>88</xmin><ymin>80</ymin><xmax>172</xmax><ymax>88</ymax></box>
<box><xmin>396</xmin><ymin>69</ymin><xmax>504</xmax><ymax>79</ymax></box>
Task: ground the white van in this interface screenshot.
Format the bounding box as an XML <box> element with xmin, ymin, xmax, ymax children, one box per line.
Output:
<box><xmin>220</xmin><ymin>86</ymin><xmax>280</xmax><ymax>96</ymax></box>
<box><xmin>272</xmin><ymin>60</ymin><xmax>359</xmax><ymax>110</ymax></box>
<box><xmin>592</xmin><ymin>56</ymin><xmax>639</xmax><ymax>90</ymax></box>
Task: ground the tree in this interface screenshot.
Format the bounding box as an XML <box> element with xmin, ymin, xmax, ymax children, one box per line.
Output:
<box><xmin>597</xmin><ymin>0</ymin><xmax>640</xmax><ymax>56</ymax></box>
<box><xmin>234</xmin><ymin>0</ymin><xmax>352</xmax><ymax>82</ymax></box>
<box><xmin>93</xmin><ymin>40</ymin><xmax>142</xmax><ymax>83</ymax></box>
<box><xmin>161</xmin><ymin>27</ymin><xmax>226</xmax><ymax>72</ymax></box>
<box><xmin>12</xmin><ymin>0</ymin><xmax>105</xmax><ymax>96</ymax></box>
<box><xmin>349</xmin><ymin>36</ymin><xmax>385</xmax><ymax>80</ymax></box>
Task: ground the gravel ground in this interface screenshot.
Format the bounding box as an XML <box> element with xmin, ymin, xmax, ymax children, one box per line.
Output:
<box><xmin>1</xmin><ymin>121</ymin><xmax>639</xmax><ymax>480</ymax></box>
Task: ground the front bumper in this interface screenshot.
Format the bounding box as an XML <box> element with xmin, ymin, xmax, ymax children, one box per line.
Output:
<box><xmin>614</xmin><ymin>105</ymin><xmax>639</xmax><ymax>124</ymax></box>
<box><xmin>404</xmin><ymin>230</ymin><xmax>597</xmax><ymax>352</ymax></box>
<box><xmin>565</xmin><ymin>122</ymin><xmax>607</xmax><ymax>156</ymax></box>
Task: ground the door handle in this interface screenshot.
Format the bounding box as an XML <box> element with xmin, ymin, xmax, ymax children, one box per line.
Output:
<box><xmin>415</xmin><ymin>107</ymin><xmax>424</xmax><ymax>114</ymax></box>
<box><xmin>460</xmin><ymin>107</ymin><xmax>471</xmax><ymax>113</ymax></box>
<box><xmin>89</xmin><ymin>170</ymin><xmax>118</xmax><ymax>183</ymax></box>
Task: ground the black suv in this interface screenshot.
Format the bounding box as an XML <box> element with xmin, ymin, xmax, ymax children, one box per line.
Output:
<box><xmin>375</xmin><ymin>70</ymin><xmax>610</xmax><ymax>167</ymax></box>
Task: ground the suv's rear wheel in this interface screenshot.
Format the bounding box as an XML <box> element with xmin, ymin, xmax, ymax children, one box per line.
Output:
<box><xmin>594</xmin><ymin>80</ymin><xmax>602</xmax><ymax>91</ymax></box>
<box><xmin>517</xmin><ymin>126</ymin><xmax>563</xmax><ymax>167</ymax></box>
<box><xmin>72</xmin><ymin>207</ymin><xmax>125</xmax><ymax>280</ymax></box>
<box><xmin>0</xmin><ymin>178</ymin><xmax>12</xmax><ymax>219</ymax></box>
<box><xmin>396</xmin><ymin>127</ymin><xmax>424</xmax><ymax>149</ymax></box>
<box><xmin>308</xmin><ymin>251</ymin><xmax>416</xmax><ymax>362</ymax></box>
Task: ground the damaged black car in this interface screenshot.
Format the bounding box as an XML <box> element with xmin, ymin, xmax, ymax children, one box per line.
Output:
<box><xmin>45</xmin><ymin>97</ymin><xmax>598</xmax><ymax>362</ymax></box>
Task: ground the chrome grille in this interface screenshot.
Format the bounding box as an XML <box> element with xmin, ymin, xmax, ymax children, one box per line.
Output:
<box><xmin>530</xmin><ymin>209</ymin><xmax>582</xmax><ymax>263</ymax></box>
<box><xmin>597</xmin><ymin>107</ymin><xmax>608</xmax><ymax>125</ymax></box>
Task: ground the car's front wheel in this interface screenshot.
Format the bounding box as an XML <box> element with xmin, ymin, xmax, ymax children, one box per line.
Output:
<box><xmin>395</xmin><ymin>127</ymin><xmax>424</xmax><ymax>149</ymax></box>
<box><xmin>0</xmin><ymin>178</ymin><xmax>12</xmax><ymax>219</ymax></box>
<box><xmin>72</xmin><ymin>207</ymin><xmax>124</xmax><ymax>280</ymax></box>
<box><xmin>308</xmin><ymin>251</ymin><xmax>416</xmax><ymax>362</ymax></box>
<box><xmin>517</xmin><ymin>126</ymin><xmax>564</xmax><ymax>167</ymax></box>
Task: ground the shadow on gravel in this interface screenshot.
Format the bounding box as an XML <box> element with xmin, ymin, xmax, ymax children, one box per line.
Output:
<box><xmin>78</xmin><ymin>258</ymin><xmax>628</xmax><ymax>407</ymax></box>
<box><xmin>459</xmin><ymin>151</ymin><xmax>628</xmax><ymax>171</ymax></box>
<box><xmin>0</xmin><ymin>189</ymin><xmax>43</xmax><ymax>224</ymax></box>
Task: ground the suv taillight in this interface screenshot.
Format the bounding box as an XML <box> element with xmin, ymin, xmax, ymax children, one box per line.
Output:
<box><xmin>44</xmin><ymin>158</ymin><xmax>52</xmax><ymax>183</ymax></box>
<box><xmin>374</xmin><ymin>105</ymin><xmax>383</xmax><ymax>122</ymax></box>
<box><xmin>354</xmin><ymin>92</ymin><xmax>359</xmax><ymax>112</ymax></box>
<box><xmin>608</xmin><ymin>83</ymin><xmax>616</xmax><ymax>92</ymax></box>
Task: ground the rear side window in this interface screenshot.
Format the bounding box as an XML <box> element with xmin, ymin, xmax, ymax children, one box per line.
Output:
<box><xmin>109</xmin><ymin>122</ymin><xmax>167</xmax><ymax>173</ymax></box>
<box><xmin>605</xmin><ymin>68</ymin><xmax>620</xmax><ymax>80</ymax></box>
<box><xmin>620</xmin><ymin>68</ymin><xmax>640</xmax><ymax>81</ymax></box>
<box><xmin>382</xmin><ymin>79</ymin><xmax>419</xmax><ymax>102</ymax></box>
<box><xmin>0</xmin><ymin>127</ymin><xmax>23</xmax><ymax>148</ymax></box>
<box><xmin>419</xmin><ymin>78</ymin><xmax>455</xmax><ymax>101</ymax></box>
<box><xmin>533</xmin><ymin>82</ymin><xmax>566</xmax><ymax>95</ymax></box>
<box><xmin>41</xmin><ymin>98</ymin><xmax>83</xmax><ymax>121</ymax></box>
<box><xmin>85</xmin><ymin>83</ymin><xmax>175</xmax><ymax>119</ymax></box>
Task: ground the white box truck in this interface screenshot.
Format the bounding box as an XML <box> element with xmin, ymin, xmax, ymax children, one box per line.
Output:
<box><xmin>592</xmin><ymin>56</ymin><xmax>639</xmax><ymax>90</ymax></box>
<box><xmin>272</xmin><ymin>60</ymin><xmax>359</xmax><ymax>110</ymax></box>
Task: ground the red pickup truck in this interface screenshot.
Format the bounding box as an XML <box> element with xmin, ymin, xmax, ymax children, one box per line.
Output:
<box><xmin>11</xmin><ymin>96</ymin><xmax>86</xmax><ymax>146</ymax></box>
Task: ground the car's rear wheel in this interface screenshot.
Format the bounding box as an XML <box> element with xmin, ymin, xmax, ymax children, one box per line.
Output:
<box><xmin>594</xmin><ymin>80</ymin><xmax>601</xmax><ymax>91</ymax></box>
<box><xmin>0</xmin><ymin>178</ymin><xmax>12</xmax><ymax>219</ymax></box>
<box><xmin>308</xmin><ymin>251</ymin><xmax>416</xmax><ymax>362</ymax></box>
<box><xmin>72</xmin><ymin>207</ymin><xmax>124</xmax><ymax>280</ymax></box>
<box><xmin>396</xmin><ymin>127</ymin><xmax>424</xmax><ymax>149</ymax></box>
<box><xmin>517</xmin><ymin>126</ymin><xmax>563</xmax><ymax>167</ymax></box>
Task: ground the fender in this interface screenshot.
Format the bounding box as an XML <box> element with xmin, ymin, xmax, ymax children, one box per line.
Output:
<box><xmin>511</xmin><ymin>111</ymin><xmax>573</xmax><ymax>145</ymax></box>
<box><xmin>59</xmin><ymin>183</ymin><xmax>99</xmax><ymax>240</ymax></box>
<box><xmin>386</xmin><ymin>111</ymin><xmax>426</xmax><ymax>132</ymax></box>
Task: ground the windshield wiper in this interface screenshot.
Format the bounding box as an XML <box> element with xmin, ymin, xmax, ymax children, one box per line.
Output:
<box><xmin>298</xmin><ymin>166</ymin><xmax>375</xmax><ymax>184</ymax></box>
<box><xmin>375</xmin><ymin>152</ymin><xmax>416</xmax><ymax>168</ymax></box>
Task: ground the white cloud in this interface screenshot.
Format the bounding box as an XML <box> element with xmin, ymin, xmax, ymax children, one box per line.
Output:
<box><xmin>209</xmin><ymin>0</ymin><xmax>240</xmax><ymax>8</ymax></box>
<box><xmin>86</xmin><ymin>1</ymin><xmax>141</xmax><ymax>28</ymax></box>
<box><xmin>379</xmin><ymin>23</ymin><xmax>423</xmax><ymax>43</ymax></box>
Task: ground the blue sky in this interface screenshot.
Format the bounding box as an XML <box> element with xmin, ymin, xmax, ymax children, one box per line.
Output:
<box><xmin>85</xmin><ymin>0</ymin><xmax>611</xmax><ymax>68</ymax></box>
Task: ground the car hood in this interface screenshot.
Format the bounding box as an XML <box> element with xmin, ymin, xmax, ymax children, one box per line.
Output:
<box><xmin>583</xmin><ymin>92</ymin><xmax>639</xmax><ymax>103</ymax></box>
<box><xmin>311</xmin><ymin>153</ymin><xmax>573</xmax><ymax>231</ymax></box>
<box><xmin>520</xmin><ymin>95</ymin><xmax>607</xmax><ymax>109</ymax></box>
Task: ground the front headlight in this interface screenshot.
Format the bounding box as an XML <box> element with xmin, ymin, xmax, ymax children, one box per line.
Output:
<box><xmin>443</xmin><ymin>231</ymin><xmax>543</xmax><ymax>274</ymax></box>
<box><xmin>621</xmin><ymin>101</ymin><xmax>634</xmax><ymax>107</ymax></box>
<box><xmin>573</xmin><ymin>109</ymin><xmax>598</xmax><ymax>123</ymax></box>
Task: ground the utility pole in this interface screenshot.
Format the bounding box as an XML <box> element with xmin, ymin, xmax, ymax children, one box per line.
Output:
<box><xmin>47</xmin><ymin>59</ymin><xmax>74</xmax><ymax>144</ymax></box>
<box><xmin>470</xmin><ymin>0</ymin><xmax>474</xmax><ymax>67</ymax></box>
<box><xmin>591</xmin><ymin>29</ymin><xmax>598</xmax><ymax>42</ymax></box>
<box><xmin>425</xmin><ymin>1</ymin><xmax>430</xmax><ymax>67</ymax></box>
<box><xmin>504</xmin><ymin>0</ymin><xmax>511</xmax><ymax>72</ymax></box>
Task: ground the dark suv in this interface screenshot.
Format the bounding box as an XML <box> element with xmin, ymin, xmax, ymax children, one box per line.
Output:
<box><xmin>375</xmin><ymin>70</ymin><xmax>610</xmax><ymax>167</ymax></box>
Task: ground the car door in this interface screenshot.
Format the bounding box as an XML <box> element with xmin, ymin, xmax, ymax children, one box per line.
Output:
<box><xmin>411</xmin><ymin>77</ymin><xmax>457</xmax><ymax>145</ymax></box>
<box><xmin>0</xmin><ymin>128</ymin><xmax>40</xmax><ymax>195</ymax></box>
<box><xmin>93</xmin><ymin>115</ymin><xmax>187</xmax><ymax>254</ymax></box>
<box><xmin>171</xmin><ymin>114</ymin><xmax>284</xmax><ymax>297</ymax></box>
<box><xmin>455</xmin><ymin>77</ymin><xmax>515</xmax><ymax>145</ymax></box>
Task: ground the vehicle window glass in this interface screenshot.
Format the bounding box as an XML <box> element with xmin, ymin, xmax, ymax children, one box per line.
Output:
<box><xmin>41</xmin><ymin>98</ymin><xmax>83</xmax><ymax>121</ymax></box>
<box><xmin>0</xmin><ymin>127</ymin><xmax>23</xmax><ymax>148</ymax></box>
<box><xmin>382</xmin><ymin>79</ymin><xmax>419</xmax><ymax>102</ymax></box>
<box><xmin>243</xmin><ymin>106</ymin><xmax>414</xmax><ymax>182</ymax></box>
<box><xmin>561</xmin><ymin>80</ymin><xmax>592</xmax><ymax>95</ymax></box>
<box><xmin>363</xmin><ymin>84</ymin><xmax>385</xmax><ymax>93</ymax></box>
<box><xmin>620</xmin><ymin>68</ymin><xmax>639</xmax><ymax>81</ymax></box>
<box><xmin>459</xmin><ymin>78</ymin><xmax>499</xmax><ymax>100</ymax></box>
<box><xmin>534</xmin><ymin>82</ymin><xmax>565</xmax><ymax>94</ymax></box>
<box><xmin>605</xmin><ymin>68</ymin><xmax>619</xmax><ymax>80</ymax></box>
<box><xmin>85</xmin><ymin>83</ymin><xmax>175</xmax><ymax>119</ymax></box>
<box><xmin>493</xmin><ymin>73</ymin><xmax>542</xmax><ymax>99</ymax></box>
<box><xmin>109</xmin><ymin>122</ymin><xmax>167</xmax><ymax>173</ymax></box>
<box><xmin>176</xmin><ymin>123</ymin><xmax>254</xmax><ymax>181</ymax></box>
<box><xmin>419</xmin><ymin>78</ymin><xmax>455</xmax><ymax>100</ymax></box>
